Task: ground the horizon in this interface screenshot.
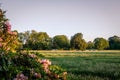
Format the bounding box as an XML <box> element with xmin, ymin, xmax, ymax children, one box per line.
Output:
<box><xmin>1</xmin><ymin>0</ymin><xmax>120</xmax><ymax>41</ymax></box>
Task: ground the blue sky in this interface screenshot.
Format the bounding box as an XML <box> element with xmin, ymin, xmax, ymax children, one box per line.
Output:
<box><xmin>1</xmin><ymin>0</ymin><xmax>120</xmax><ymax>41</ymax></box>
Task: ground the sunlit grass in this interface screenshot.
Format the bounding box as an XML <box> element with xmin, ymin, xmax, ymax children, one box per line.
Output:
<box><xmin>30</xmin><ymin>51</ymin><xmax>120</xmax><ymax>80</ymax></box>
<box><xmin>37</xmin><ymin>51</ymin><xmax>120</xmax><ymax>57</ymax></box>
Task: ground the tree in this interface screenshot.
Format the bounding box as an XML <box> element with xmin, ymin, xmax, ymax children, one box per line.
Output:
<box><xmin>18</xmin><ymin>31</ymin><xmax>29</xmax><ymax>45</ymax></box>
<box><xmin>94</xmin><ymin>38</ymin><xmax>109</xmax><ymax>50</ymax></box>
<box><xmin>87</xmin><ymin>41</ymin><xmax>94</xmax><ymax>49</ymax></box>
<box><xmin>52</xmin><ymin>35</ymin><xmax>70</xmax><ymax>50</ymax></box>
<box><xmin>0</xmin><ymin>8</ymin><xmax>20</xmax><ymax>52</ymax></box>
<box><xmin>18</xmin><ymin>31</ymin><xmax>30</xmax><ymax>50</ymax></box>
<box><xmin>108</xmin><ymin>35</ymin><xmax>120</xmax><ymax>50</ymax></box>
<box><xmin>36</xmin><ymin>32</ymin><xmax>52</xmax><ymax>50</ymax></box>
<box><xmin>70</xmin><ymin>33</ymin><xmax>87</xmax><ymax>50</ymax></box>
<box><xmin>23</xmin><ymin>30</ymin><xmax>52</xmax><ymax>50</ymax></box>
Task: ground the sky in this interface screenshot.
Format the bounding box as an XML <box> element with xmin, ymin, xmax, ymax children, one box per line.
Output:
<box><xmin>0</xmin><ymin>0</ymin><xmax>120</xmax><ymax>41</ymax></box>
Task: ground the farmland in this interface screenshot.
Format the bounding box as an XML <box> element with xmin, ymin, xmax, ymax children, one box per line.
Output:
<box><xmin>31</xmin><ymin>50</ymin><xmax>120</xmax><ymax>80</ymax></box>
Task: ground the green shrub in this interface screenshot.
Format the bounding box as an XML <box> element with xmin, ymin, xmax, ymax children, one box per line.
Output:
<box><xmin>0</xmin><ymin>51</ymin><xmax>67</xmax><ymax>80</ymax></box>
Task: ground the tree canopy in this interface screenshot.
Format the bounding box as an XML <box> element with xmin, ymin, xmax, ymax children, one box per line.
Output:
<box><xmin>87</xmin><ymin>41</ymin><xmax>94</xmax><ymax>49</ymax></box>
<box><xmin>22</xmin><ymin>30</ymin><xmax>52</xmax><ymax>50</ymax></box>
<box><xmin>94</xmin><ymin>38</ymin><xmax>109</xmax><ymax>50</ymax></box>
<box><xmin>70</xmin><ymin>33</ymin><xmax>87</xmax><ymax>50</ymax></box>
<box><xmin>18</xmin><ymin>30</ymin><xmax>120</xmax><ymax>50</ymax></box>
<box><xmin>108</xmin><ymin>35</ymin><xmax>120</xmax><ymax>50</ymax></box>
<box><xmin>52</xmin><ymin>35</ymin><xmax>70</xmax><ymax>50</ymax></box>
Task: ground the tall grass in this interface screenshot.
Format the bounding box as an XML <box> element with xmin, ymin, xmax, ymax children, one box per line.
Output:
<box><xmin>32</xmin><ymin>51</ymin><xmax>120</xmax><ymax>80</ymax></box>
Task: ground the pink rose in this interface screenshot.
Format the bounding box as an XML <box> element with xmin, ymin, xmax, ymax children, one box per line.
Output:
<box><xmin>0</xmin><ymin>37</ymin><xmax>3</xmax><ymax>41</ymax></box>
<box><xmin>5</xmin><ymin>21</ymin><xmax>11</xmax><ymax>32</ymax></box>
<box><xmin>0</xmin><ymin>43</ymin><xmax>2</xmax><ymax>47</ymax></box>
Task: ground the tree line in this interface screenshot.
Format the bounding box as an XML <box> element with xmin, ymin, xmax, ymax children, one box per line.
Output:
<box><xmin>18</xmin><ymin>30</ymin><xmax>120</xmax><ymax>50</ymax></box>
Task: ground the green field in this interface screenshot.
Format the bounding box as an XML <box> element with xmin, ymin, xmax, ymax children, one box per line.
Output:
<box><xmin>32</xmin><ymin>51</ymin><xmax>120</xmax><ymax>80</ymax></box>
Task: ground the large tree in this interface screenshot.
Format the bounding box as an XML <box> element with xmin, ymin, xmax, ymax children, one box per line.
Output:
<box><xmin>23</xmin><ymin>30</ymin><xmax>52</xmax><ymax>50</ymax></box>
<box><xmin>108</xmin><ymin>35</ymin><xmax>120</xmax><ymax>50</ymax></box>
<box><xmin>94</xmin><ymin>38</ymin><xmax>109</xmax><ymax>50</ymax></box>
<box><xmin>70</xmin><ymin>33</ymin><xmax>87</xmax><ymax>50</ymax></box>
<box><xmin>52</xmin><ymin>35</ymin><xmax>70</xmax><ymax>50</ymax></box>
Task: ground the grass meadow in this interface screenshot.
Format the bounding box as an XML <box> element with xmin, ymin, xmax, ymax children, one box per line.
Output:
<box><xmin>31</xmin><ymin>50</ymin><xmax>120</xmax><ymax>80</ymax></box>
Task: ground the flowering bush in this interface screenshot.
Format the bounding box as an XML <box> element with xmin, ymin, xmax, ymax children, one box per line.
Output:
<box><xmin>0</xmin><ymin>8</ymin><xmax>67</xmax><ymax>80</ymax></box>
<box><xmin>0</xmin><ymin>52</ymin><xmax>67</xmax><ymax>80</ymax></box>
<box><xmin>0</xmin><ymin>9</ymin><xmax>20</xmax><ymax>53</ymax></box>
<box><xmin>14</xmin><ymin>73</ymin><xmax>28</xmax><ymax>80</ymax></box>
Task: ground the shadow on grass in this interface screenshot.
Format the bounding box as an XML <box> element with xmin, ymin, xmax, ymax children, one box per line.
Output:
<box><xmin>69</xmin><ymin>70</ymin><xmax>120</xmax><ymax>80</ymax></box>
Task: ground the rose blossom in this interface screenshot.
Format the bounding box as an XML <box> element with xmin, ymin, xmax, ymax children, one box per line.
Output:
<box><xmin>5</xmin><ymin>21</ymin><xmax>11</xmax><ymax>32</ymax></box>
<box><xmin>29</xmin><ymin>53</ymin><xmax>37</xmax><ymax>58</ymax></box>
<box><xmin>40</xmin><ymin>59</ymin><xmax>51</xmax><ymax>65</ymax></box>
<box><xmin>34</xmin><ymin>73</ymin><xmax>41</xmax><ymax>78</ymax></box>
<box><xmin>0</xmin><ymin>37</ymin><xmax>3</xmax><ymax>41</ymax></box>
<box><xmin>0</xmin><ymin>43</ymin><xmax>2</xmax><ymax>47</ymax></box>
<box><xmin>14</xmin><ymin>73</ymin><xmax>28</xmax><ymax>80</ymax></box>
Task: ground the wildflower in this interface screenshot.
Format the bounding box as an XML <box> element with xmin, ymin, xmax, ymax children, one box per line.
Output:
<box><xmin>5</xmin><ymin>21</ymin><xmax>11</xmax><ymax>32</ymax></box>
<box><xmin>40</xmin><ymin>59</ymin><xmax>51</xmax><ymax>65</ymax></box>
<box><xmin>6</xmin><ymin>47</ymin><xmax>10</xmax><ymax>51</ymax></box>
<box><xmin>0</xmin><ymin>37</ymin><xmax>3</xmax><ymax>41</ymax></box>
<box><xmin>17</xmin><ymin>73</ymin><xmax>24</xmax><ymax>78</ymax></box>
<box><xmin>29</xmin><ymin>53</ymin><xmax>37</xmax><ymax>58</ymax></box>
<box><xmin>14</xmin><ymin>73</ymin><xmax>28</xmax><ymax>80</ymax></box>
<box><xmin>12</xmin><ymin>31</ymin><xmax>17</xmax><ymax>35</ymax></box>
<box><xmin>54</xmin><ymin>73</ymin><xmax>59</xmax><ymax>79</ymax></box>
<box><xmin>0</xmin><ymin>43</ymin><xmax>2</xmax><ymax>47</ymax></box>
<box><xmin>40</xmin><ymin>59</ymin><xmax>51</xmax><ymax>73</ymax></box>
<box><xmin>44</xmin><ymin>67</ymin><xmax>50</xmax><ymax>73</ymax></box>
<box><xmin>30</xmin><ymin>68</ymin><xmax>34</xmax><ymax>74</ymax></box>
<box><xmin>63</xmin><ymin>72</ymin><xmax>67</xmax><ymax>75</ymax></box>
<box><xmin>34</xmin><ymin>73</ymin><xmax>41</xmax><ymax>78</ymax></box>
<box><xmin>7</xmin><ymin>31</ymin><xmax>17</xmax><ymax>35</ymax></box>
<box><xmin>7</xmin><ymin>31</ymin><xmax>12</xmax><ymax>34</ymax></box>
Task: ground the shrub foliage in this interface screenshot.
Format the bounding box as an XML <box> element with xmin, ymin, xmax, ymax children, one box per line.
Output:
<box><xmin>0</xmin><ymin>8</ymin><xmax>67</xmax><ymax>80</ymax></box>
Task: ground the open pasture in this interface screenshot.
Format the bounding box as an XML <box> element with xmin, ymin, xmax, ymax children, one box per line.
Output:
<box><xmin>31</xmin><ymin>50</ymin><xmax>120</xmax><ymax>80</ymax></box>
